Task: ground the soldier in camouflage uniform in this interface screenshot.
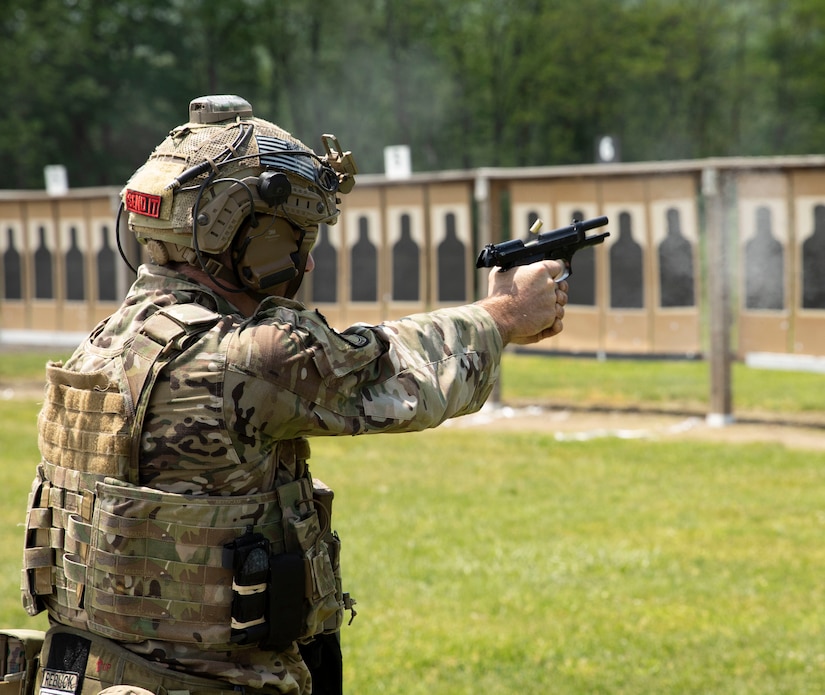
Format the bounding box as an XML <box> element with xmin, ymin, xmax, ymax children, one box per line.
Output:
<box><xmin>22</xmin><ymin>96</ymin><xmax>568</xmax><ymax>695</ymax></box>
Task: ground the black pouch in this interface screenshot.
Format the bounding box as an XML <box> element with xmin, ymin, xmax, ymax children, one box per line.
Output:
<box><xmin>226</xmin><ymin>526</ymin><xmax>307</xmax><ymax>651</ymax></box>
<box><xmin>261</xmin><ymin>552</ymin><xmax>306</xmax><ymax>652</ymax></box>
<box><xmin>226</xmin><ymin>526</ymin><xmax>270</xmax><ymax>645</ymax></box>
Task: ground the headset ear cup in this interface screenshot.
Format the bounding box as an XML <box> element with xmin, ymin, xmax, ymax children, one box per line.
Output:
<box><xmin>283</xmin><ymin>229</ymin><xmax>316</xmax><ymax>298</ymax></box>
<box><xmin>233</xmin><ymin>216</ymin><xmax>301</xmax><ymax>292</ymax></box>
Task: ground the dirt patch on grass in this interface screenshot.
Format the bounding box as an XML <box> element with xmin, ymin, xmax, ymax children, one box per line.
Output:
<box><xmin>445</xmin><ymin>403</ymin><xmax>825</xmax><ymax>452</ymax></box>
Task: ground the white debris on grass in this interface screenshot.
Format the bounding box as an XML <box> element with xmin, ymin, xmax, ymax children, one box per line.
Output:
<box><xmin>554</xmin><ymin>416</ymin><xmax>703</xmax><ymax>442</ymax></box>
<box><xmin>447</xmin><ymin>402</ymin><xmax>703</xmax><ymax>442</ymax></box>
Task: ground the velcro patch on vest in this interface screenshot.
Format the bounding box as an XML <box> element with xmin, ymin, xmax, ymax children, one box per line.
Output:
<box><xmin>40</xmin><ymin>669</ymin><xmax>80</xmax><ymax>695</ymax></box>
<box><xmin>124</xmin><ymin>189</ymin><xmax>162</xmax><ymax>218</ymax></box>
<box><xmin>44</xmin><ymin>630</ymin><xmax>89</xmax><ymax>695</ymax></box>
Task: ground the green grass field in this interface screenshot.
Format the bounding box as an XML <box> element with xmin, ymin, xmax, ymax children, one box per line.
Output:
<box><xmin>499</xmin><ymin>352</ymin><xmax>825</xmax><ymax>418</ymax></box>
<box><xmin>2</xmin><ymin>351</ymin><xmax>824</xmax><ymax>693</ymax></box>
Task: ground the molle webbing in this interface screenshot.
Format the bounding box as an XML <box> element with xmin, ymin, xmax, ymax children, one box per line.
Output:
<box><xmin>22</xmin><ymin>304</ymin><xmax>223</xmax><ymax>624</ymax></box>
<box><xmin>81</xmin><ymin>477</ymin><xmax>295</xmax><ymax>647</ymax></box>
<box><xmin>27</xmin><ymin>363</ymin><xmax>133</xmax><ymax>621</ymax></box>
<box><xmin>22</xmin><ymin>301</ymin><xmax>346</xmax><ymax>652</ymax></box>
<box><xmin>24</xmin><ymin>462</ymin><xmax>323</xmax><ymax>649</ymax></box>
<box><xmin>37</xmin><ymin>366</ymin><xmax>132</xmax><ymax>479</ymax></box>
<box><xmin>0</xmin><ymin>629</ymin><xmax>44</xmax><ymax>695</ymax></box>
<box><xmin>38</xmin><ymin>626</ymin><xmax>245</xmax><ymax>695</ymax></box>
<box><xmin>22</xmin><ymin>464</ymin><xmax>98</xmax><ymax>625</ymax></box>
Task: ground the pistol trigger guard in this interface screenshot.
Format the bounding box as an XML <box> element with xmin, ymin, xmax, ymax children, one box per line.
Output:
<box><xmin>554</xmin><ymin>261</ymin><xmax>571</xmax><ymax>282</ymax></box>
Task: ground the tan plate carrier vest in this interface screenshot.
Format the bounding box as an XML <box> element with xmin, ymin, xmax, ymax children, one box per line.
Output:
<box><xmin>21</xmin><ymin>304</ymin><xmax>352</xmax><ymax>676</ymax></box>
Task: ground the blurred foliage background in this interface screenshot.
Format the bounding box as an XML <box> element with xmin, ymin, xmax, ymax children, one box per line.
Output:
<box><xmin>3</xmin><ymin>0</ymin><xmax>825</xmax><ymax>190</ymax></box>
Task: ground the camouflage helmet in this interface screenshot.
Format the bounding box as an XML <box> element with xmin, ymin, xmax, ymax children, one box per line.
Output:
<box><xmin>121</xmin><ymin>95</ymin><xmax>357</xmax><ymax>295</ymax></box>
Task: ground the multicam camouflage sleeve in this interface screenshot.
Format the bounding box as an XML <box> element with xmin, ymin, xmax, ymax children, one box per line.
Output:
<box><xmin>225</xmin><ymin>298</ymin><xmax>504</xmax><ymax>439</ymax></box>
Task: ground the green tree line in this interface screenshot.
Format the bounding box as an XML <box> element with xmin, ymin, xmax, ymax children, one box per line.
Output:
<box><xmin>2</xmin><ymin>0</ymin><xmax>824</xmax><ymax>190</ymax></box>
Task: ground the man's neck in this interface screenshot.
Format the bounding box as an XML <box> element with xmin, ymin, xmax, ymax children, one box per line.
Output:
<box><xmin>173</xmin><ymin>263</ymin><xmax>262</xmax><ymax>317</ymax></box>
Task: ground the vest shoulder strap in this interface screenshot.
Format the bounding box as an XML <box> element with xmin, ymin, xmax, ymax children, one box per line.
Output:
<box><xmin>123</xmin><ymin>303</ymin><xmax>222</xmax><ymax>483</ymax></box>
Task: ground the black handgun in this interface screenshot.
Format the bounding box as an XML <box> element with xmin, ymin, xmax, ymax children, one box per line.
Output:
<box><xmin>476</xmin><ymin>216</ymin><xmax>610</xmax><ymax>281</ymax></box>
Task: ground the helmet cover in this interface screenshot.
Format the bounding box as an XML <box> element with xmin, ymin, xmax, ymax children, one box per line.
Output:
<box><xmin>121</xmin><ymin>95</ymin><xmax>356</xmax><ymax>295</ymax></box>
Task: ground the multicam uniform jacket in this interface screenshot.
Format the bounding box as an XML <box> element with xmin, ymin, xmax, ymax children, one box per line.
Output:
<box><xmin>23</xmin><ymin>264</ymin><xmax>503</xmax><ymax>694</ymax></box>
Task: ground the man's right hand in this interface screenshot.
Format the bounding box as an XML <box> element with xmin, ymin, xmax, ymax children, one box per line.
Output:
<box><xmin>476</xmin><ymin>260</ymin><xmax>569</xmax><ymax>346</ymax></box>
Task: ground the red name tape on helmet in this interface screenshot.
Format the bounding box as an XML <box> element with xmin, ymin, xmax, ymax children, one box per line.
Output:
<box><xmin>125</xmin><ymin>189</ymin><xmax>162</xmax><ymax>218</ymax></box>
